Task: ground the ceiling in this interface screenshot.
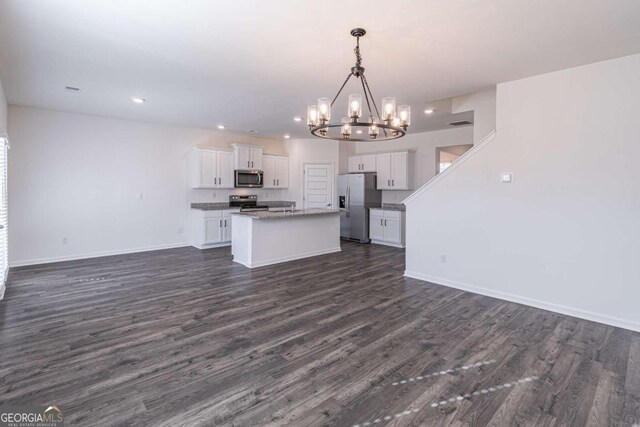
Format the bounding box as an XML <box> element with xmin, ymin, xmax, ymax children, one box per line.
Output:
<box><xmin>1</xmin><ymin>0</ymin><xmax>640</xmax><ymax>140</ymax></box>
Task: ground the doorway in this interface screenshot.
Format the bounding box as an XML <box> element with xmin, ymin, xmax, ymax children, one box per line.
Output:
<box><xmin>435</xmin><ymin>144</ymin><xmax>473</xmax><ymax>174</ymax></box>
<box><xmin>303</xmin><ymin>163</ymin><xmax>334</xmax><ymax>209</ymax></box>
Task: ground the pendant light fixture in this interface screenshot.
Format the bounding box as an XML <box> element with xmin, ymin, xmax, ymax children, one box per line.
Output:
<box><xmin>307</xmin><ymin>28</ymin><xmax>410</xmax><ymax>142</ymax></box>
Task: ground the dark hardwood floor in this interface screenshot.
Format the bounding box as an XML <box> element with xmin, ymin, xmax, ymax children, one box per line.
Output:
<box><xmin>1</xmin><ymin>242</ymin><xmax>639</xmax><ymax>426</ymax></box>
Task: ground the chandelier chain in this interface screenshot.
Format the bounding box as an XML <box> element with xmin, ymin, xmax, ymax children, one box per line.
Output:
<box><xmin>354</xmin><ymin>37</ymin><xmax>362</xmax><ymax>68</ymax></box>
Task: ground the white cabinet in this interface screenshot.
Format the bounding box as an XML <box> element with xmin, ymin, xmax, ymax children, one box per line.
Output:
<box><xmin>376</xmin><ymin>151</ymin><xmax>414</xmax><ymax>190</ymax></box>
<box><xmin>233</xmin><ymin>144</ymin><xmax>263</xmax><ymax>170</ymax></box>
<box><xmin>190</xmin><ymin>148</ymin><xmax>234</xmax><ymax>189</ymax></box>
<box><xmin>369</xmin><ymin>209</ymin><xmax>405</xmax><ymax>247</ymax></box>
<box><xmin>191</xmin><ymin>209</ymin><xmax>239</xmax><ymax>249</ymax></box>
<box><xmin>263</xmin><ymin>155</ymin><xmax>289</xmax><ymax>189</ymax></box>
<box><xmin>348</xmin><ymin>154</ymin><xmax>377</xmax><ymax>173</ymax></box>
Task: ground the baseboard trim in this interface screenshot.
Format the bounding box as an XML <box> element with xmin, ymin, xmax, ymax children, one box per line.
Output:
<box><xmin>371</xmin><ymin>240</ymin><xmax>405</xmax><ymax>249</ymax></box>
<box><xmin>234</xmin><ymin>247</ymin><xmax>342</xmax><ymax>269</ymax></box>
<box><xmin>9</xmin><ymin>243</ymin><xmax>192</xmax><ymax>268</ymax></box>
<box><xmin>0</xmin><ymin>283</ymin><xmax>5</xmax><ymax>301</ymax></box>
<box><xmin>191</xmin><ymin>242</ymin><xmax>231</xmax><ymax>250</ymax></box>
<box><xmin>404</xmin><ymin>270</ymin><xmax>640</xmax><ymax>333</ymax></box>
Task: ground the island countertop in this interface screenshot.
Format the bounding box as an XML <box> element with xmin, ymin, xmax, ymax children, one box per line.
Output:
<box><xmin>232</xmin><ymin>208</ymin><xmax>340</xmax><ymax>220</ymax></box>
<box><xmin>190</xmin><ymin>201</ymin><xmax>296</xmax><ymax>211</ymax></box>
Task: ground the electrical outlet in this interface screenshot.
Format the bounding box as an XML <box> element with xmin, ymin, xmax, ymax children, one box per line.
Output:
<box><xmin>440</xmin><ymin>254</ymin><xmax>447</xmax><ymax>264</ymax></box>
<box><xmin>62</xmin><ymin>237</ymin><xmax>68</xmax><ymax>245</ymax></box>
<box><xmin>177</xmin><ymin>227</ymin><xmax>184</xmax><ymax>234</ymax></box>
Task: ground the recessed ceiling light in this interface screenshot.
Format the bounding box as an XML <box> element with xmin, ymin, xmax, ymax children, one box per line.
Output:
<box><xmin>132</xmin><ymin>97</ymin><xmax>146</xmax><ymax>104</ymax></box>
<box><xmin>284</xmin><ymin>134</ymin><xmax>291</xmax><ymax>139</ymax></box>
<box><xmin>217</xmin><ymin>124</ymin><xmax>226</xmax><ymax>130</ymax></box>
<box><xmin>356</xmin><ymin>130</ymin><xmax>363</xmax><ymax>134</ymax></box>
<box><xmin>247</xmin><ymin>129</ymin><xmax>257</xmax><ymax>133</ymax></box>
<box><xmin>293</xmin><ymin>116</ymin><xmax>303</xmax><ymax>122</ymax></box>
<box><xmin>424</xmin><ymin>108</ymin><xmax>435</xmax><ymax>114</ymax></box>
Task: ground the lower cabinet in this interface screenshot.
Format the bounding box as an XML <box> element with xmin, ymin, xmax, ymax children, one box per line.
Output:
<box><xmin>192</xmin><ymin>209</ymin><xmax>239</xmax><ymax>249</ymax></box>
<box><xmin>369</xmin><ymin>209</ymin><xmax>405</xmax><ymax>248</ymax></box>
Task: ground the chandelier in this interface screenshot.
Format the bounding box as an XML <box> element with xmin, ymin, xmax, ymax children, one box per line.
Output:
<box><xmin>307</xmin><ymin>28</ymin><xmax>410</xmax><ymax>142</ymax></box>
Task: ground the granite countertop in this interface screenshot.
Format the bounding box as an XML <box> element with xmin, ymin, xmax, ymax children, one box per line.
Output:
<box><xmin>369</xmin><ymin>203</ymin><xmax>406</xmax><ymax>212</ymax></box>
<box><xmin>190</xmin><ymin>201</ymin><xmax>296</xmax><ymax>211</ymax></box>
<box><xmin>232</xmin><ymin>208</ymin><xmax>340</xmax><ymax>220</ymax></box>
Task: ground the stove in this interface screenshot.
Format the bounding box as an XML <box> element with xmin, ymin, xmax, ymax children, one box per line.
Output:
<box><xmin>229</xmin><ymin>195</ymin><xmax>269</xmax><ymax>212</ymax></box>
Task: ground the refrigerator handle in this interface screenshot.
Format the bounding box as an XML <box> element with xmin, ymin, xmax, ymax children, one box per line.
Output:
<box><xmin>346</xmin><ymin>185</ymin><xmax>350</xmax><ymax>217</ymax></box>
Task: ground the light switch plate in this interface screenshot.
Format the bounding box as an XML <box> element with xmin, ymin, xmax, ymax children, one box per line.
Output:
<box><xmin>501</xmin><ymin>173</ymin><xmax>513</xmax><ymax>183</ymax></box>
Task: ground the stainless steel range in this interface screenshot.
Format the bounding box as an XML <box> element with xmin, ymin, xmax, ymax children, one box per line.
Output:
<box><xmin>229</xmin><ymin>195</ymin><xmax>269</xmax><ymax>212</ymax></box>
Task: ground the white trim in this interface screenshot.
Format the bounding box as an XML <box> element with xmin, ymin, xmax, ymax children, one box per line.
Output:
<box><xmin>404</xmin><ymin>270</ymin><xmax>640</xmax><ymax>333</ymax></box>
<box><xmin>402</xmin><ymin>130</ymin><xmax>496</xmax><ymax>205</ymax></box>
<box><xmin>371</xmin><ymin>240</ymin><xmax>405</xmax><ymax>249</ymax></box>
<box><xmin>0</xmin><ymin>283</ymin><xmax>5</xmax><ymax>300</ymax></box>
<box><xmin>9</xmin><ymin>242</ymin><xmax>191</xmax><ymax>267</ymax></box>
<box><xmin>191</xmin><ymin>242</ymin><xmax>231</xmax><ymax>250</ymax></box>
<box><xmin>234</xmin><ymin>246</ymin><xmax>342</xmax><ymax>268</ymax></box>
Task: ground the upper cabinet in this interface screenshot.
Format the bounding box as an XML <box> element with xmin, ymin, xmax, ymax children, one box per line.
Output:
<box><xmin>262</xmin><ymin>155</ymin><xmax>289</xmax><ymax>189</ymax></box>
<box><xmin>348</xmin><ymin>154</ymin><xmax>376</xmax><ymax>173</ymax></box>
<box><xmin>376</xmin><ymin>151</ymin><xmax>414</xmax><ymax>190</ymax></box>
<box><xmin>190</xmin><ymin>147</ymin><xmax>234</xmax><ymax>189</ymax></box>
<box><xmin>233</xmin><ymin>144</ymin><xmax>263</xmax><ymax>170</ymax></box>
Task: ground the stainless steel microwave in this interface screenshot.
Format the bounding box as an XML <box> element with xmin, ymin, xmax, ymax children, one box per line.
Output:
<box><xmin>235</xmin><ymin>170</ymin><xmax>263</xmax><ymax>188</ymax></box>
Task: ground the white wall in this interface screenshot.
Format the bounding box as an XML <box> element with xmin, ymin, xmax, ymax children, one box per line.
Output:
<box><xmin>355</xmin><ymin>128</ymin><xmax>473</xmax><ymax>203</ymax></box>
<box><xmin>0</xmin><ymin>78</ymin><xmax>7</xmax><ymax>137</ymax></box>
<box><xmin>8</xmin><ymin>106</ymin><xmax>287</xmax><ymax>266</ymax></box>
<box><xmin>452</xmin><ymin>88</ymin><xmax>496</xmax><ymax>144</ymax></box>
<box><xmin>405</xmin><ymin>53</ymin><xmax>640</xmax><ymax>332</ymax></box>
<box><xmin>284</xmin><ymin>138</ymin><xmax>340</xmax><ymax>209</ymax></box>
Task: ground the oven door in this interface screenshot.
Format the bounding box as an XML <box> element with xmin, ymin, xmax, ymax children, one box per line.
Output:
<box><xmin>235</xmin><ymin>170</ymin><xmax>264</xmax><ymax>188</ymax></box>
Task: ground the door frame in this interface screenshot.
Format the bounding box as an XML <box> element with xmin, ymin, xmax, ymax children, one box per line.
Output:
<box><xmin>303</xmin><ymin>162</ymin><xmax>335</xmax><ymax>209</ymax></box>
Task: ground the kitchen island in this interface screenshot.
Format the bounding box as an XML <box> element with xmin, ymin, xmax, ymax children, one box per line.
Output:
<box><xmin>231</xmin><ymin>209</ymin><xmax>341</xmax><ymax>268</ymax></box>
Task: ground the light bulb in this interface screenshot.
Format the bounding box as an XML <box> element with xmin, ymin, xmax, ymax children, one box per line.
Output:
<box><xmin>318</xmin><ymin>97</ymin><xmax>331</xmax><ymax>122</ymax></box>
<box><xmin>307</xmin><ymin>105</ymin><xmax>319</xmax><ymax>126</ymax></box>
<box><xmin>348</xmin><ymin>94</ymin><xmax>362</xmax><ymax>119</ymax></box>
<box><xmin>382</xmin><ymin>97</ymin><xmax>396</xmax><ymax>120</ymax></box>
<box><xmin>398</xmin><ymin>105</ymin><xmax>411</xmax><ymax>126</ymax></box>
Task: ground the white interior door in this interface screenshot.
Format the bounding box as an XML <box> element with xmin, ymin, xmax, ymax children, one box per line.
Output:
<box><xmin>0</xmin><ymin>138</ymin><xmax>8</xmax><ymax>292</ymax></box>
<box><xmin>303</xmin><ymin>163</ymin><xmax>334</xmax><ymax>209</ymax></box>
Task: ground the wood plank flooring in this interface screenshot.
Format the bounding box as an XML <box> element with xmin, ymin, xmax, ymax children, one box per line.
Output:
<box><xmin>1</xmin><ymin>242</ymin><xmax>639</xmax><ymax>426</ymax></box>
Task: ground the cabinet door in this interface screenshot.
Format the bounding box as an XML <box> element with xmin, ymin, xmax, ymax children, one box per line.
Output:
<box><xmin>235</xmin><ymin>147</ymin><xmax>251</xmax><ymax>169</ymax></box>
<box><xmin>222</xmin><ymin>216</ymin><xmax>232</xmax><ymax>242</ymax></box>
<box><xmin>369</xmin><ymin>213</ymin><xmax>385</xmax><ymax>241</ymax></box>
<box><xmin>390</xmin><ymin>152</ymin><xmax>408</xmax><ymax>189</ymax></box>
<box><xmin>276</xmin><ymin>156</ymin><xmax>289</xmax><ymax>188</ymax></box>
<box><xmin>262</xmin><ymin>155</ymin><xmax>277</xmax><ymax>188</ymax></box>
<box><xmin>204</xmin><ymin>218</ymin><xmax>222</xmax><ymax>244</ymax></box>
<box><xmin>348</xmin><ymin>156</ymin><xmax>361</xmax><ymax>172</ymax></box>
<box><xmin>250</xmin><ymin>148</ymin><xmax>263</xmax><ymax>170</ymax></box>
<box><xmin>200</xmin><ymin>150</ymin><xmax>217</xmax><ymax>188</ymax></box>
<box><xmin>361</xmin><ymin>154</ymin><xmax>377</xmax><ymax>172</ymax></box>
<box><xmin>217</xmin><ymin>151</ymin><xmax>234</xmax><ymax>188</ymax></box>
<box><xmin>383</xmin><ymin>217</ymin><xmax>402</xmax><ymax>244</ymax></box>
<box><xmin>376</xmin><ymin>154</ymin><xmax>392</xmax><ymax>189</ymax></box>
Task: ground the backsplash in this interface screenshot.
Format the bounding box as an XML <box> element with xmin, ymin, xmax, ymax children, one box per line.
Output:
<box><xmin>188</xmin><ymin>188</ymin><xmax>288</xmax><ymax>203</ymax></box>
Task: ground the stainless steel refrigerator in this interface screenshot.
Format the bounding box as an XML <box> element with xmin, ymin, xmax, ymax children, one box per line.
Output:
<box><xmin>337</xmin><ymin>173</ymin><xmax>382</xmax><ymax>243</ymax></box>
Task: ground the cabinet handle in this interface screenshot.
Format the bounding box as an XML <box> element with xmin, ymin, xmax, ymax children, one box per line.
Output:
<box><xmin>277</xmin><ymin>179</ymin><xmax>279</xmax><ymax>186</ymax></box>
<box><xmin>224</xmin><ymin>219</ymin><xmax>227</xmax><ymax>227</ymax></box>
<box><xmin>392</xmin><ymin>179</ymin><xmax>394</xmax><ymax>186</ymax></box>
<box><xmin>384</xmin><ymin>219</ymin><xmax>387</xmax><ymax>226</ymax></box>
<box><xmin>251</xmin><ymin>161</ymin><xmax>254</xmax><ymax>168</ymax></box>
<box><xmin>273</xmin><ymin>179</ymin><xmax>276</xmax><ymax>185</ymax></box>
<box><xmin>388</xmin><ymin>180</ymin><xmax>391</xmax><ymax>186</ymax></box>
<box><xmin>380</xmin><ymin>219</ymin><xmax>383</xmax><ymax>226</ymax></box>
<box><xmin>219</xmin><ymin>177</ymin><xmax>222</xmax><ymax>185</ymax></box>
<box><xmin>219</xmin><ymin>219</ymin><xmax>222</xmax><ymax>227</ymax></box>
